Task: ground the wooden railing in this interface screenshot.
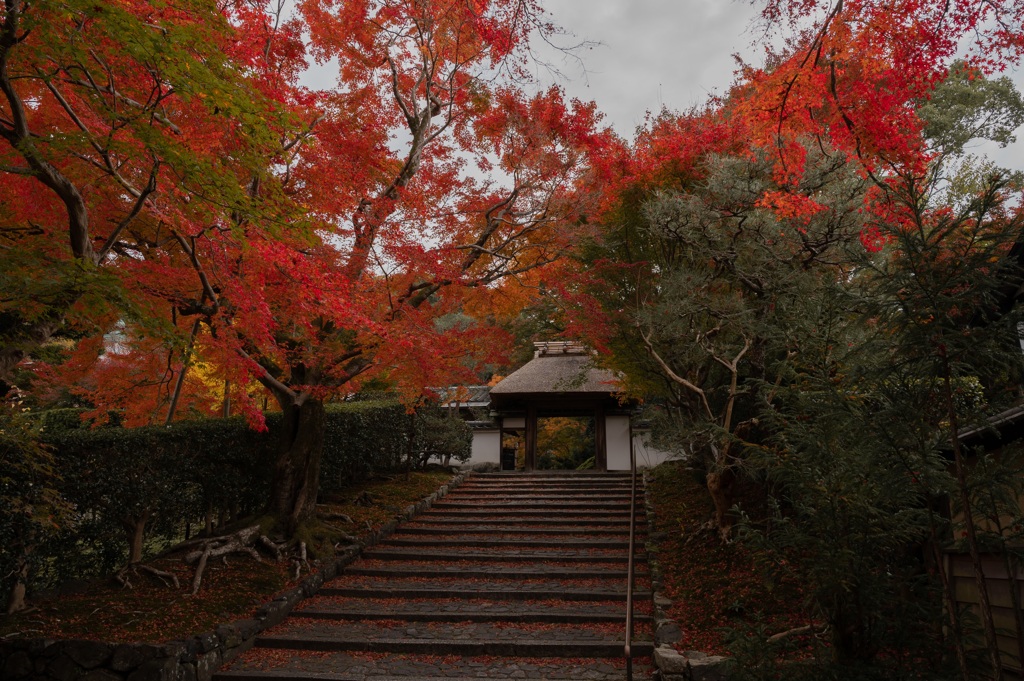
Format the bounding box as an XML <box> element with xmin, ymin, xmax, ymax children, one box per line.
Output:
<box><xmin>624</xmin><ymin>436</ymin><xmax>638</xmax><ymax>681</ymax></box>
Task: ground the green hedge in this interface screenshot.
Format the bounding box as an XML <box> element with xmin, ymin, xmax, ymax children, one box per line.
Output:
<box><xmin>35</xmin><ymin>414</ymin><xmax>268</xmax><ymax>585</ymax></box>
<box><xmin>41</xmin><ymin>400</ymin><xmax>413</xmax><ymax>500</ymax></box>
<box><xmin>307</xmin><ymin>400</ymin><xmax>410</xmax><ymax>493</ymax></box>
<box><xmin>15</xmin><ymin>399</ymin><xmax>459</xmax><ymax>591</ymax></box>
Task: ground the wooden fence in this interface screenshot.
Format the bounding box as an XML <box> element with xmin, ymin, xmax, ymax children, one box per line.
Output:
<box><xmin>949</xmin><ymin>552</ymin><xmax>1024</xmax><ymax>674</ymax></box>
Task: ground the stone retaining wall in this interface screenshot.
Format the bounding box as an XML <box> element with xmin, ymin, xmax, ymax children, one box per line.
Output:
<box><xmin>0</xmin><ymin>471</ymin><xmax>470</xmax><ymax>681</ymax></box>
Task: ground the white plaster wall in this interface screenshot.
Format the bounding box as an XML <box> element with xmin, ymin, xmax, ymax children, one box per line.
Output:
<box><xmin>469</xmin><ymin>429</ymin><xmax>501</xmax><ymax>466</ymax></box>
<box><xmin>606</xmin><ymin>415</ymin><xmax>632</xmax><ymax>471</ymax></box>
<box><xmin>632</xmin><ymin>430</ymin><xmax>677</xmax><ymax>468</ymax></box>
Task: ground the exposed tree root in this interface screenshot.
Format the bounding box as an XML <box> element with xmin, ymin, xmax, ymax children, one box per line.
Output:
<box><xmin>320</xmin><ymin>511</ymin><xmax>354</xmax><ymax>523</ymax></box>
<box><xmin>138</xmin><ymin>564</ymin><xmax>181</xmax><ymax>589</ymax></box>
<box><xmin>682</xmin><ymin>520</ymin><xmax>733</xmax><ymax>547</ymax></box>
<box><xmin>291</xmin><ymin>541</ymin><xmax>310</xmax><ymax>580</ymax></box>
<box><xmin>122</xmin><ymin>518</ymin><xmax>354</xmax><ymax>596</ymax></box>
<box><xmin>114</xmin><ymin>569</ymin><xmax>132</xmax><ymax>590</ymax></box>
<box><xmin>77</xmin><ymin>512</ymin><xmax>367</xmax><ymax>601</ymax></box>
<box><xmin>259</xmin><ymin>534</ymin><xmax>285</xmax><ymax>561</ymax></box>
<box><xmin>322</xmin><ymin>526</ymin><xmax>358</xmax><ymax>544</ymax></box>
<box><xmin>184</xmin><ymin>525</ymin><xmax>274</xmax><ymax>595</ymax></box>
<box><xmin>766</xmin><ymin>624</ymin><xmax>821</xmax><ymax>644</ymax></box>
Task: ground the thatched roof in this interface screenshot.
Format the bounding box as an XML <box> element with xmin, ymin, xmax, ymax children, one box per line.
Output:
<box><xmin>490</xmin><ymin>342</ymin><xmax>620</xmax><ymax>397</ymax></box>
<box><xmin>955</xmin><ymin>404</ymin><xmax>1024</xmax><ymax>452</ymax></box>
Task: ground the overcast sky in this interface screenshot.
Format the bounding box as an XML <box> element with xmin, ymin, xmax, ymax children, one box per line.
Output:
<box><xmin>300</xmin><ymin>0</ymin><xmax>1024</xmax><ymax>170</ymax></box>
<box><xmin>529</xmin><ymin>0</ymin><xmax>763</xmax><ymax>136</ymax></box>
<box><xmin>529</xmin><ymin>0</ymin><xmax>1024</xmax><ymax>169</ymax></box>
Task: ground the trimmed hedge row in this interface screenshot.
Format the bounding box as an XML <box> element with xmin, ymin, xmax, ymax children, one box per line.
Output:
<box><xmin>314</xmin><ymin>400</ymin><xmax>409</xmax><ymax>490</ymax></box>
<box><xmin>10</xmin><ymin>400</ymin><xmax>467</xmax><ymax>592</ymax></box>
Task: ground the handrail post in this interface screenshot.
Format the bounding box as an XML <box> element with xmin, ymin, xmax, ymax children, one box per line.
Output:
<box><xmin>624</xmin><ymin>428</ymin><xmax>637</xmax><ymax>681</ymax></box>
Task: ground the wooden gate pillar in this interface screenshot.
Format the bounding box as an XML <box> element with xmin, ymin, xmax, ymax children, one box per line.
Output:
<box><xmin>525</xmin><ymin>405</ymin><xmax>538</xmax><ymax>471</ymax></box>
<box><xmin>595</xmin><ymin>405</ymin><xmax>607</xmax><ymax>471</ymax></box>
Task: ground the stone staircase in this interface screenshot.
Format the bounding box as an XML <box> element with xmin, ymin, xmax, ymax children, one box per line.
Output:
<box><xmin>217</xmin><ymin>471</ymin><xmax>654</xmax><ymax>680</ymax></box>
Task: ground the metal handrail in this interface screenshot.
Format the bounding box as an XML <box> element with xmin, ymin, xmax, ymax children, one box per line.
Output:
<box><xmin>624</xmin><ymin>434</ymin><xmax>637</xmax><ymax>681</ymax></box>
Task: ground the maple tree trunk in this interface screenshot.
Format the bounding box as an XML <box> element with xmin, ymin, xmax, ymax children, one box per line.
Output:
<box><xmin>222</xmin><ymin>380</ymin><xmax>231</xmax><ymax>417</ymax></box>
<box><xmin>205</xmin><ymin>502</ymin><xmax>214</xmax><ymax>535</ymax></box>
<box><xmin>269</xmin><ymin>396</ymin><xmax>325</xmax><ymax>533</ymax></box>
<box><xmin>124</xmin><ymin>511</ymin><xmax>151</xmax><ymax>565</ymax></box>
<box><xmin>164</xmin><ymin>319</ymin><xmax>202</xmax><ymax>425</ymax></box>
<box><xmin>0</xmin><ymin>313</ymin><xmax>64</xmax><ymax>396</ymax></box>
<box><xmin>706</xmin><ymin>466</ymin><xmax>735</xmax><ymax>540</ymax></box>
<box><xmin>4</xmin><ymin>545</ymin><xmax>31</xmax><ymax>614</ymax></box>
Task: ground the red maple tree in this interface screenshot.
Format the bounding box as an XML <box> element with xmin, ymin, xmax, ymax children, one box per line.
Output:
<box><xmin>3</xmin><ymin>0</ymin><xmax>614</xmax><ymax>531</ymax></box>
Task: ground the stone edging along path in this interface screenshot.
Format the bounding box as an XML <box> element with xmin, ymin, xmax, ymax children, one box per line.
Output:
<box><xmin>0</xmin><ymin>471</ymin><xmax>471</xmax><ymax>681</ymax></box>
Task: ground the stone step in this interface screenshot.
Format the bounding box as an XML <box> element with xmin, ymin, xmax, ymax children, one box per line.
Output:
<box><xmin>456</xmin><ymin>483</ymin><xmax>637</xmax><ymax>489</ymax></box>
<box><xmin>293</xmin><ymin>608</ymin><xmax>651</xmax><ymax>625</ymax></box>
<box><xmin>417</xmin><ymin>503</ymin><xmax>630</xmax><ymax>516</ymax></box>
<box><xmin>396</xmin><ymin>526</ymin><xmax>639</xmax><ymax>536</ymax></box>
<box><xmin>402</xmin><ymin>529</ymin><xmax>636</xmax><ymax>540</ymax></box>
<box><xmin>459</xmin><ymin>475</ymin><xmax>638</xmax><ymax>480</ymax></box>
<box><xmin>217</xmin><ymin>652</ymin><xmax>652</xmax><ymax>681</ymax></box>
<box><xmin>253</xmin><ymin>631</ymin><xmax>653</xmax><ymax>658</ymax></box>
<box><xmin>433</xmin><ymin>501</ymin><xmax>632</xmax><ymax>509</ymax></box>
<box><xmin>441</xmin><ymin>499</ymin><xmax>637</xmax><ymax>506</ymax></box>
<box><xmin>387</xmin><ymin>530</ymin><xmax>634</xmax><ymax>541</ymax></box>
<box><xmin>250</xmin><ymin>638</ymin><xmax>655</xmax><ymax>659</ymax></box>
<box><xmin>470</xmin><ymin>472</ymin><xmax>634</xmax><ymax>477</ymax></box>
<box><xmin>381</xmin><ymin>538</ymin><xmax>630</xmax><ymax>549</ymax></box>
<box><xmin>261</xmin><ymin>619</ymin><xmax>646</xmax><ymax>648</ymax></box>
<box><xmin>362</xmin><ymin>549</ymin><xmax>640</xmax><ymax>563</ymax></box>
<box><xmin>457</xmin><ymin>481</ymin><xmax>637</xmax><ymax>487</ymax></box>
<box><xmin>367</xmin><ymin>547</ymin><xmax>633</xmax><ymax>560</ymax></box>
<box><xmin>444</xmin><ymin>493</ymin><xmax>636</xmax><ymax>501</ymax></box>
<box><xmin>295</xmin><ymin>595</ymin><xmax>649</xmax><ymax>619</ymax></box>
<box><xmin>456</xmin><ymin>487</ymin><xmax>634</xmax><ymax>491</ymax></box>
<box><xmin>321</xmin><ymin>585</ymin><xmax>650</xmax><ymax>601</ymax></box>
<box><xmin>221</xmin><ymin>470</ymin><xmax>656</xmax><ymax>681</ymax></box>
<box><xmin>344</xmin><ymin>565</ymin><xmax>645</xmax><ymax>580</ymax></box>
<box><xmin>416</xmin><ymin>509</ymin><xmax>632</xmax><ymax>518</ymax></box>
<box><xmin>405</xmin><ymin>517</ymin><xmax>636</xmax><ymax>527</ymax></box>
<box><xmin>452</xmin><ymin>489</ymin><xmax>634</xmax><ymax>493</ymax></box>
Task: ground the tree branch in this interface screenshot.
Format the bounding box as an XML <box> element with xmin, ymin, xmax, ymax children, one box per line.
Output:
<box><xmin>171</xmin><ymin>229</ymin><xmax>219</xmax><ymax>315</ymax></box>
<box><xmin>97</xmin><ymin>161</ymin><xmax>158</xmax><ymax>261</ymax></box>
<box><xmin>0</xmin><ymin>0</ymin><xmax>93</xmax><ymax>262</ymax></box>
<box><xmin>639</xmin><ymin>326</ymin><xmax>715</xmax><ymax>421</ymax></box>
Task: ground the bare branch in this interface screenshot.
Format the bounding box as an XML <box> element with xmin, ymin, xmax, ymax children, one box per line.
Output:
<box><xmin>235</xmin><ymin>347</ymin><xmax>298</xmax><ymax>402</ymax></box>
<box><xmin>170</xmin><ymin>229</ymin><xmax>220</xmax><ymax>313</ymax></box>
<box><xmin>0</xmin><ymin>3</ymin><xmax>93</xmax><ymax>262</ymax></box>
<box><xmin>639</xmin><ymin>326</ymin><xmax>715</xmax><ymax>421</ymax></box>
<box><xmin>282</xmin><ymin>114</ymin><xmax>324</xmax><ymax>152</ymax></box>
<box><xmin>712</xmin><ymin>335</ymin><xmax>751</xmax><ymax>434</ymax></box>
<box><xmin>58</xmin><ymin>76</ymin><xmax>182</xmax><ymax>134</ymax></box>
<box><xmin>97</xmin><ymin>161</ymin><xmax>159</xmax><ymax>261</ymax></box>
